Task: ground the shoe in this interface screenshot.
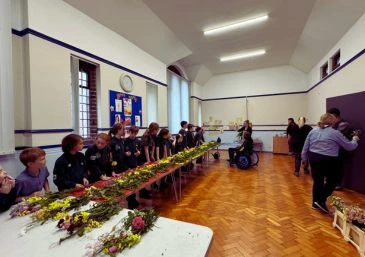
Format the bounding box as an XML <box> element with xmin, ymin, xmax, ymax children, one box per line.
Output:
<box><xmin>314</xmin><ymin>202</ymin><xmax>329</xmax><ymax>214</ymax></box>
<box><xmin>334</xmin><ymin>186</ymin><xmax>343</xmax><ymax>191</ymax></box>
<box><xmin>294</xmin><ymin>172</ymin><xmax>299</xmax><ymax>177</ymax></box>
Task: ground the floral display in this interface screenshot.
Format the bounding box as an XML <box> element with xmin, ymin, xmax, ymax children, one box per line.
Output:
<box><xmin>329</xmin><ymin>196</ymin><xmax>365</xmax><ymax>230</ymax></box>
<box><xmin>114</xmin><ymin>168</ymin><xmax>156</xmax><ymax>189</ymax></box>
<box><xmin>328</xmin><ymin>196</ymin><xmax>346</xmax><ymax>213</ymax></box>
<box><xmin>32</xmin><ymin>195</ymin><xmax>91</xmax><ymax>223</ymax></box>
<box><xmin>10</xmin><ymin>190</ymin><xmax>73</xmax><ymax>218</ymax></box>
<box><xmin>57</xmin><ymin>200</ymin><xmax>123</xmax><ymax>244</ymax></box>
<box><xmin>5</xmin><ymin>142</ymin><xmax>217</xmax><ymax>254</ymax></box>
<box><xmin>85</xmin><ymin>209</ymin><xmax>159</xmax><ymax>257</ymax></box>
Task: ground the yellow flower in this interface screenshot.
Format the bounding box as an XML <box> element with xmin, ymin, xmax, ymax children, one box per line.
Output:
<box><xmin>53</xmin><ymin>211</ymin><xmax>69</xmax><ymax>221</ymax></box>
<box><xmin>32</xmin><ymin>209</ymin><xmax>46</xmax><ymax>221</ymax></box>
<box><xmin>127</xmin><ymin>234</ymin><xmax>141</xmax><ymax>248</ymax></box>
<box><xmin>27</xmin><ymin>196</ymin><xmax>44</xmax><ymax>204</ymax></box>
<box><xmin>48</xmin><ymin>197</ymin><xmax>72</xmax><ymax>211</ymax></box>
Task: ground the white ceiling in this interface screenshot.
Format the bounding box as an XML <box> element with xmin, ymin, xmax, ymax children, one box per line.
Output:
<box><xmin>64</xmin><ymin>0</ymin><xmax>365</xmax><ymax>78</ymax></box>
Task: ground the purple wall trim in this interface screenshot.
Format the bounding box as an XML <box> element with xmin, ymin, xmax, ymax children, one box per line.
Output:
<box><xmin>14</xmin><ymin>129</ymin><xmax>74</xmax><ymax>134</ymax></box>
<box><xmin>190</xmin><ymin>47</ymin><xmax>365</xmax><ymax>101</ymax></box>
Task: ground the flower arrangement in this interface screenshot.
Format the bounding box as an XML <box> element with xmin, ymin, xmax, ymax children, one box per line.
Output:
<box><xmin>10</xmin><ymin>190</ymin><xmax>74</xmax><ymax>218</ymax></box>
<box><xmin>329</xmin><ymin>196</ymin><xmax>365</xmax><ymax>231</ymax></box>
<box><xmin>328</xmin><ymin>196</ymin><xmax>347</xmax><ymax>213</ymax></box>
<box><xmin>58</xmin><ymin>200</ymin><xmax>123</xmax><ymax>244</ymax></box>
<box><xmin>85</xmin><ymin>209</ymin><xmax>159</xmax><ymax>257</ymax></box>
<box><xmin>31</xmin><ymin>195</ymin><xmax>91</xmax><ymax>223</ymax></box>
<box><xmin>114</xmin><ymin>169</ymin><xmax>156</xmax><ymax>189</ymax></box>
<box><xmin>346</xmin><ymin>205</ymin><xmax>365</xmax><ymax>229</ymax></box>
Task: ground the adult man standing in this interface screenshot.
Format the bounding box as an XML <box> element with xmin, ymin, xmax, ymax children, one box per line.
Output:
<box><xmin>327</xmin><ymin>108</ymin><xmax>353</xmax><ymax>190</ymax></box>
<box><xmin>286</xmin><ymin>118</ymin><xmax>301</xmax><ymax>177</ymax></box>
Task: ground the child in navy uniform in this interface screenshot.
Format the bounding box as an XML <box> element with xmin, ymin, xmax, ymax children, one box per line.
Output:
<box><xmin>186</xmin><ymin>124</ymin><xmax>195</xmax><ymax>149</ymax></box>
<box><xmin>0</xmin><ymin>166</ymin><xmax>16</xmax><ymax>212</ymax></box>
<box><xmin>194</xmin><ymin>127</ymin><xmax>205</xmax><ymax>164</ymax></box>
<box><xmin>140</xmin><ymin>122</ymin><xmax>159</xmax><ymax>163</ymax></box>
<box><xmin>125</xmin><ymin>126</ymin><xmax>150</xmax><ymax>207</ymax></box>
<box><xmin>178</xmin><ymin>121</ymin><xmax>188</xmax><ymax>149</ymax></box>
<box><xmin>109</xmin><ymin>123</ymin><xmax>128</xmax><ymax>176</ymax></box>
<box><xmin>53</xmin><ymin>134</ymin><xmax>89</xmax><ymax>191</ymax></box>
<box><xmin>15</xmin><ymin>148</ymin><xmax>51</xmax><ymax>201</ymax></box>
<box><xmin>110</xmin><ymin>123</ymin><xmax>139</xmax><ymax>208</ymax></box>
<box><xmin>124</xmin><ymin>126</ymin><xmax>141</xmax><ymax>168</ymax></box>
<box><xmin>156</xmin><ymin>128</ymin><xmax>172</xmax><ymax>161</ymax></box>
<box><xmin>85</xmin><ymin>133</ymin><xmax>112</xmax><ymax>183</ymax></box>
<box><xmin>174</xmin><ymin>134</ymin><xmax>185</xmax><ymax>154</ymax></box>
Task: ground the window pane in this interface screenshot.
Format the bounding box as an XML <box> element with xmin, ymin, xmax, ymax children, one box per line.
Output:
<box><xmin>168</xmin><ymin>72</ymin><xmax>182</xmax><ymax>134</ymax></box>
<box><xmin>180</xmin><ymin>80</ymin><xmax>189</xmax><ymax>122</ymax></box>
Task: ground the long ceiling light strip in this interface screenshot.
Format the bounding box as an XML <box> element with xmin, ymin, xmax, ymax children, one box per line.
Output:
<box><xmin>204</xmin><ymin>14</ymin><xmax>268</xmax><ymax>36</ymax></box>
<box><xmin>220</xmin><ymin>49</ymin><xmax>266</xmax><ymax>62</ymax></box>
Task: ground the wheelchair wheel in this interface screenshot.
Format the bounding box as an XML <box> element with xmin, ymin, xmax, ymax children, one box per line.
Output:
<box><xmin>235</xmin><ymin>153</ymin><xmax>251</xmax><ymax>170</ymax></box>
<box><xmin>250</xmin><ymin>152</ymin><xmax>259</xmax><ymax>166</ymax></box>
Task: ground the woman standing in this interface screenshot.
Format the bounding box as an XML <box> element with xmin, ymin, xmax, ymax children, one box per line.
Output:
<box><xmin>301</xmin><ymin>113</ymin><xmax>359</xmax><ymax>213</ymax></box>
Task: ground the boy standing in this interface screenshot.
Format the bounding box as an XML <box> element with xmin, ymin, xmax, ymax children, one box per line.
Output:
<box><xmin>15</xmin><ymin>148</ymin><xmax>51</xmax><ymax>201</ymax></box>
<box><xmin>124</xmin><ymin>126</ymin><xmax>141</xmax><ymax>169</ymax></box>
<box><xmin>179</xmin><ymin>121</ymin><xmax>188</xmax><ymax>149</ymax></box>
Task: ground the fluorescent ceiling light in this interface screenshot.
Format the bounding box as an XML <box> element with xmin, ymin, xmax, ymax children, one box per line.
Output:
<box><xmin>204</xmin><ymin>14</ymin><xmax>268</xmax><ymax>36</ymax></box>
<box><xmin>220</xmin><ymin>49</ymin><xmax>266</xmax><ymax>62</ymax></box>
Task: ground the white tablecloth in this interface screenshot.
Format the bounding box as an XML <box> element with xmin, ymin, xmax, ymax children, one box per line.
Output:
<box><xmin>0</xmin><ymin>208</ymin><xmax>213</xmax><ymax>257</ymax></box>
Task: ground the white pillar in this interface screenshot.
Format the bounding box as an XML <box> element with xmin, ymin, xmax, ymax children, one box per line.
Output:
<box><xmin>0</xmin><ymin>0</ymin><xmax>15</xmax><ymax>154</ymax></box>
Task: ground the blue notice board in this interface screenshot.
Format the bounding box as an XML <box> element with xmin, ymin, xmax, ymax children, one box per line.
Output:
<box><xmin>109</xmin><ymin>90</ymin><xmax>142</xmax><ymax>127</ymax></box>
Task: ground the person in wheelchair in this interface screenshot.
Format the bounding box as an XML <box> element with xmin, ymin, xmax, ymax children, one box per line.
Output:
<box><xmin>228</xmin><ymin>131</ymin><xmax>253</xmax><ymax>166</ymax></box>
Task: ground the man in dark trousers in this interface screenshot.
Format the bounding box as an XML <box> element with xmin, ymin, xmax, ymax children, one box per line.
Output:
<box><xmin>286</xmin><ymin>118</ymin><xmax>301</xmax><ymax>177</ymax></box>
<box><xmin>327</xmin><ymin>108</ymin><xmax>354</xmax><ymax>190</ymax></box>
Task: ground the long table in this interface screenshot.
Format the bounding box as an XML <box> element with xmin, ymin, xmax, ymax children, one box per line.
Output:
<box><xmin>76</xmin><ymin>150</ymin><xmax>212</xmax><ymax>203</ymax></box>
<box><xmin>0</xmin><ymin>208</ymin><xmax>213</xmax><ymax>257</ymax></box>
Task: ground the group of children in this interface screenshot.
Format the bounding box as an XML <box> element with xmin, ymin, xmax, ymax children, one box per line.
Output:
<box><xmin>0</xmin><ymin>121</ymin><xmax>205</xmax><ymax>212</ymax></box>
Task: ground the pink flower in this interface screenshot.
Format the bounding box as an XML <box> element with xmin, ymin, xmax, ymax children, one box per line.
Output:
<box><xmin>131</xmin><ymin>216</ymin><xmax>145</xmax><ymax>231</ymax></box>
<box><xmin>109</xmin><ymin>246</ymin><xmax>118</xmax><ymax>253</ymax></box>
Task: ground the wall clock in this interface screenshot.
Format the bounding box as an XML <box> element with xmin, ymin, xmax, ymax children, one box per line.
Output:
<box><xmin>120</xmin><ymin>74</ymin><xmax>134</xmax><ymax>92</ymax></box>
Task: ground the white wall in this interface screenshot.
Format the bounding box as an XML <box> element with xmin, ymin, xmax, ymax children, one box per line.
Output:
<box><xmin>199</xmin><ymin>66</ymin><xmax>309</xmax><ymax>152</ymax></box>
<box><xmin>307</xmin><ymin>55</ymin><xmax>365</xmax><ymax>123</ymax></box>
<box><xmin>308</xmin><ymin>13</ymin><xmax>365</xmax><ymax>87</ymax></box>
<box><xmin>306</xmin><ymin>12</ymin><xmax>365</xmax><ymax>122</ymax></box>
<box><xmin>1</xmin><ymin>0</ymin><xmax>169</xmax><ymax>180</ymax></box>
<box><xmin>27</xmin><ymin>0</ymin><xmax>167</xmax><ymax>84</ymax></box>
<box><xmin>0</xmin><ymin>0</ymin><xmax>15</xmax><ymax>154</ymax></box>
<box><xmin>202</xmin><ymin>65</ymin><xmax>308</xmax><ymax>99</ymax></box>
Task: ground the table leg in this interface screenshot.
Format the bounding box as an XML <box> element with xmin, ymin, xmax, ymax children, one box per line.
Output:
<box><xmin>170</xmin><ymin>173</ymin><xmax>178</xmax><ymax>202</ymax></box>
<box><xmin>179</xmin><ymin>167</ymin><xmax>182</xmax><ymax>200</ymax></box>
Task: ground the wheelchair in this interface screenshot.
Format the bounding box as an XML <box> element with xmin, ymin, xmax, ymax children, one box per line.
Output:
<box><xmin>233</xmin><ymin>151</ymin><xmax>259</xmax><ymax>170</ymax></box>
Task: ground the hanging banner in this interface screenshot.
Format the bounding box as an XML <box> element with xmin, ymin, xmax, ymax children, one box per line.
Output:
<box><xmin>109</xmin><ymin>90</ymin><xmax>142</xmax><ymax>127</ymax></box>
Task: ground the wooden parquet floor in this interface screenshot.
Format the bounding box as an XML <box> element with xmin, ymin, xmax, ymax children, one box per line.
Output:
<box><xmin>138</xmin><ymin>152</ymin><xmax>365</xmax><ymax>257</ymax></box>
